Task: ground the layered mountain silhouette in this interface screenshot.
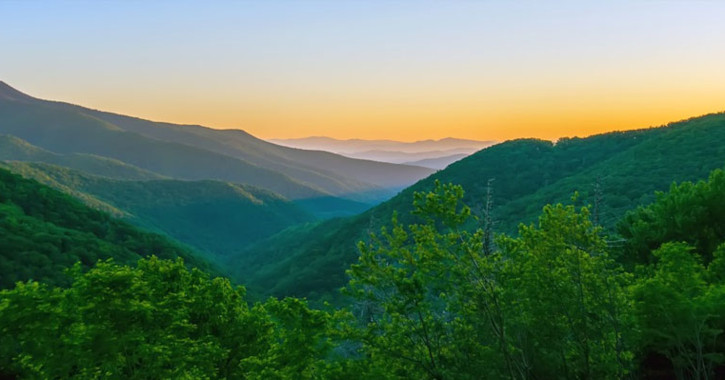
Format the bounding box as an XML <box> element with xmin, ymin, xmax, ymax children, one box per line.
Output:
<box><xmin>401</xmin><ymin>153</ymin><xmax>469</xmax><ymax>170</ymax></box>
<box><xmin>0</xmin><ymin>80</ymin><xmax>438</xmax><ymax>259</ymax></box>
<box><xmin>0</xmin><ymin>81</ymin><xmax>433</xmax><ymax>204</ymax></box>
<box><xmin>270</xmin><ymin>136</ymin><xmax>495</xmax><ymax>168</ymax></box>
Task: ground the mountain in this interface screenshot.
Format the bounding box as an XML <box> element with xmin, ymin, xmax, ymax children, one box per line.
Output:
<box><xmin>0</xmin><ymin>81</ymin><xmax>433</xmax><ymax>205</ymax></box>
<box><xmin>0</xmin><ymin>96</ymin><xmax>322</xmax><ymax>199</ymax></box>
<box><xmin>0</xmin><ymin>134</ymin><xmax>164</xmax><ymax>180</ymax></box>
<box><xmin>82</xmin><ymin>111</ymin><xmax>434</xmax><ymax>199</ymax></box>
<box><xmin>1</xmin><ymin>161</ymin><xmax>315</xmax><ymax>258</ymax></box>
<box><xmin>0</xmin><ymin>167</ymin><xmax>219</xmax><ymax>289</ymax></box>
<box><xmin>269</xmin><ymin>136</ymin><xmax>496</xmax><ymax>166</ymax></box>
<box><xmin>269</xmin><ymin>136</ymin><xmax>495</xmax><ymax>154</ymax></box>
<box><xmin>235</xmin><ymin>112</ymin><xmax>725</xmax><ymax>300</ymax></box>
<box><xmin>342</xmin><ymin>148</ymin><xmax>472</xmax><ymax>165</ymax></box>
<box><xmin>401</xmin><ymin>153</ymin><xmax>469</xmax><ymax>170</ymax></box>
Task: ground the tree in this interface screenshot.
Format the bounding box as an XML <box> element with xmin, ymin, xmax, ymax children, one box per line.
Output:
<box><xmin>345</xmin><ymin>181</ymin><xmax>502</xmax><ymax>379</ymax></box>
<box><xmin>632</xmin><ymin>242</ymin><xmax>725</xmax><ymax>379</ymax></box>
<box><xmin>344</xmin><ymin>182</ymin><xmax>634</xmax><ymax>379</ymax></box>
<box><xmin>619</xmin><ymin>168</ymin><xmax>725</xmax><ymax>265</ymax></box>
<box><xmin>0</xmin><ymin>257</ymin><xmax>336</xmax><ymax>379</ymax></box>
<box><xmin>497</xmin><ymin>202</ymin><xmax>634</xmax><ymax>379</ymax></box>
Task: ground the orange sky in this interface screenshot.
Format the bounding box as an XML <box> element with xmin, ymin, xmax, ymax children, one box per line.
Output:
<box><xmin>3</xmin><ymin>2</ymin><xmax>725</xmax><ymax>142</ymax></box>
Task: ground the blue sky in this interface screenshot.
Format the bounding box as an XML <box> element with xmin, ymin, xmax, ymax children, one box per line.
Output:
<box><xmin>2</xmin><ymin>1</ymin><xmax>724</xmax><ymax>140</ymax></box>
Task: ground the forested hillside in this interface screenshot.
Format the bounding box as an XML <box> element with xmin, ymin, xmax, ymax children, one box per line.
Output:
<box><xmin>0</xmin><ymin>168</ymin><xmax>218</xmax><ymax>288</ymax></box>
<box><xmin>235</xmin><ymin>113</ymin><xmax>725</xmax><ymax>300</ymax></box>
<box><xmin>0</xmin><ymin>134</ymin><xmax>164</xmax><ymax>181</ymax></box>
<box><xmin>4</xmin><ymin>170</ymin><xmax>725</xmax><ymax>379</ymax></box>
<box><xmin>1</xmin><ymin>162</ymin><xmax>315</xmax><ymax>258</ymax></box>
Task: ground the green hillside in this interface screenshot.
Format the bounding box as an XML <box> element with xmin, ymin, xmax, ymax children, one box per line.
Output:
<box><xmin>0</xmin><ymin>81</ymin><xmax>433</xmax><ymax>204</ymax></box>
<box><xmin>0</xmin><ymin>167</ymin><xmax>218</xmax><ymax>288</ymax></box>
<box><xmin>4</xmin><ymin>169</ymin><xmax>725</xmax><ymax>378</ymax></box>
<box><xmin>235</xmin><ymin>113</ymin><xmax>725</xmax><ymax>300</ymax></box>
<box><xmin>0</xmin><ymin>134</ymin><xmax>164</xmax><ymax>180</ymax></box>
<box><xmin>2</xmin><ymin>162</ymin><xmax>315</xmax><ymax>258</ymax></box>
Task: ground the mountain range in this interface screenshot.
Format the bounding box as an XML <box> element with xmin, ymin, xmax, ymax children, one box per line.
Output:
<box><xmin>0</xmin><ymin>81</ymin><xmax>439</xmax><ymax>257</ymax></box>
<box><xmin>0</xmin><ymin>81</ymin><xmax>433</xmax><ymax>204</ymax></box>
<box><xmin>269</xmin><ymin>136</ymin><xmax>496</xmax><ymax>169</ymax></box>
<box><xmin>4</xmin><ymin>79</ymin><xmax>725</xmax><ymax>307</ymax></box>
<box><xmin>0</xmin><ymin>160</ymin><xmax>315</xmax><ymax>259</ymax></box>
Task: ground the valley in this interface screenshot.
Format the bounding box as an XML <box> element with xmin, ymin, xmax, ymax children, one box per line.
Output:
<box><xmin>3</xmin><ymin>82</ymin><xmax>725</xmax><ymax>377</ymax></box>
<box><xmin>2</xmin><ymin>2</ymin><xmax>724</xmax><ymax>376</ymax></box>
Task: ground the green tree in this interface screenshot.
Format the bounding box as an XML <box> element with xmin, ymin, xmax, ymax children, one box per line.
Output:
<box><xmin>345</xmin><ymin>182</ymin><xmax>500</xmax><ymax>379</ymax></box>
<box><xmin>497</xmin><ymin>203</ymin><xmax>634</xmax><ymax>379</ymax></box>
<box><xmin>0</xmin><ymin>257</ymin><xmax>335</xmax><ymax>379</ymax></box>
<box><xmin>632</xmin><ymin>242</ymin><xmax>725</xmax><ymax>379</ymax></box>
<box><xmin>345</xmin><ymin>182</ymin><xmax>633</xmax><ymax>379</ymax></box>
<box><xmin>619</xmin><ymin>168</ymin><xmax>725</xmax><ymax>264</ymax></box>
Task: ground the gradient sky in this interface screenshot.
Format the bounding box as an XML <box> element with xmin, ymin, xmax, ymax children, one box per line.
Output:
<box><xmin>2</xmin><ymin>1</ymin><xmax>725</xmax><ymax>141</ymax></box>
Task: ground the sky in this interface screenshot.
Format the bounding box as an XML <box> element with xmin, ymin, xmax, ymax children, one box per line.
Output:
<box><xmin>2</xmin><ymin>1</ymin><xmax>725</xmax><ymax>142</ymax></box>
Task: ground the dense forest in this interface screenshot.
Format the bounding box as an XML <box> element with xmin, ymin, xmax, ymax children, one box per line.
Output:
<box><xmin>1</xmin><ymin>161</ymin><xmax>316</xmax><ymax>258</ymax></box>
<box><xmin>3</xmin><ymin>167</ymin><xmax>725</xmax><ymax>379</ymax></box>
<box><xmin>0</xmin><ymin>168</ymin><xmax>219</xmax><ymax>288</ymax></box>
<box><xmin>236</xmin><ymin>113</ymin><xmax>725</xmax><ymax>301</ymax></box>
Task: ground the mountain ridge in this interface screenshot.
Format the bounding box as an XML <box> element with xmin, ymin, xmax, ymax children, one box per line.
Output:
<box><xmin>0</xmin><ymin>166</ymin><xmax>221</xmax><ymax>288</ymax></box>
<box><xmin>0</xmin><ymin>81</ymin><xmax>433</xmax><ymax>204</ymax></box>
<box><xmin>1</xmin><ymin>161</ymin><xmax>315</xmax><ymax>258</ymax></box>
<box><xmin>235</xmin><ymin>112</ymin><xmax>725</xmax><ymax>300</ymax></box>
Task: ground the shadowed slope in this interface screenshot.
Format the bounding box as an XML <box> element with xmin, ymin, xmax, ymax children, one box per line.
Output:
<box><xmin>2</xmin><ymin>162</ymin><xmax>315</xmax><ymax>258</ymax></box>
<box><xmin>235</xmin><ymin>113</ymin><xmax>725</xmax><ymax>300</ymax></box>
<box><xmin>0</xmin><ymin>167</ymin><xmax>220</xmax><ymax>288</ymax></box>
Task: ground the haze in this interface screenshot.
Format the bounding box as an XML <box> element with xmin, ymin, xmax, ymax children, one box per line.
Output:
<box><xmin>2</xmin><ymin>1</ymin><xmax>724</xmax><ymax>141</ymax></box>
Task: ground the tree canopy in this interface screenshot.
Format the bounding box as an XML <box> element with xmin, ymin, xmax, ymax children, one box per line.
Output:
<box><xmin>4</xmin><ymin>168</ymin><xmax>725</xmax><ymax>379</ymax></box>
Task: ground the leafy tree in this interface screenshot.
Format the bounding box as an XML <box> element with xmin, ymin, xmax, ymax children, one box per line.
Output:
<box><xmin>632</xmin><ymin>242</ymin><xmax>725</xmax><ymax>379</ymax></box>
<box><xmin>346</xmin><ymin>182</ymin><xmax>501</xmax><ymax>379</ymax></box>
<box><xmin>0</xmin><ymin>257</ymin><xmax>335</xmax><ymax>379</ymax></box>
<box><xmin>497</xmin><ymin>202</ymin><xmax>634</xmax><ymax>379</ymax></box>
<box><xmin>345</xmin><ymin>182</ymin><xmax>633</xmax><ymax>379</ymax></box>
<box><xmin>619</xmin><ymin>168</ymin><xmax>725</xmax><ymax>264</ymax></box>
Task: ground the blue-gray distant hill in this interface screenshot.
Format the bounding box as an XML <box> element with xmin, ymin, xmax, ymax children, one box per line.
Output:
<box><xmin>0</xmin><ymin>81</ymin><xmax>433</xmax><ymax>206</ymax></box>
<box><xmin>270</xmin><ymin>136</ymin><xmax>495</xmax><ymax>167</ymax></box>
<box><xmin>401</xmin><ymin>153</ymin><xmax>468</xmax><ymax>170</ymax></box>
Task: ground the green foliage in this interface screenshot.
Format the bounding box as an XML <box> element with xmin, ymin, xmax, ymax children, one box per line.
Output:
<box><xmin>620</xmin><ymin>168</ymin><xmax>725</xmax><ymax>264</ymax></box>
<box><xmin>0</xmin><ymin>167</ymin><xmax>217</xmax><ymax>288</ymax></box>
<box><xmin>0</xmin><ymin>257</ymin><xmax>337</xmax><ymax>379</ymax></box>
<box><xmin>344</xmin><ymin>182</ymin><xmax>633</xmax><ymax>379</ymax></box>
<box><xmin>497</xmin><ymin>204</ymin><xmax>634</xmax><ymax>378</ymax></box>
<box><xmin>240</xmin><ymin>112</ymin><xmax>725</xmax><ymax>301</ymax></box>
<box><xmin>3</xmin><ymin>162</ymin><xmax>315</xmax><ymax>257</ymax></box>
<box><xmin>632</xmin><ymin>242</ymin><xmax>725</xmax><ymax>379</ymax></box>
<box><xmin>4</xmin><ymin>171</ymin><xmax>725</xmax><ymax>379</ymax></box>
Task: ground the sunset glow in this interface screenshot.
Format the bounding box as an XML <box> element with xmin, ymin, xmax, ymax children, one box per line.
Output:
<box><xmin>2</xmin><ymin>1</ymin><xmax>724</xmax><ymax>141</ymax></box>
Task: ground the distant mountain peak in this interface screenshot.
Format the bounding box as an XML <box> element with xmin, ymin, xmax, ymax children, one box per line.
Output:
<box><xmin>0</xmin><ymin>81</ymin><xmax>35</xmax><ymax>102</ymax></box>
<box><xmin>269</xmin><ymin>136</ymin><xmax>497</xmax><ymax>162</ymax></box>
